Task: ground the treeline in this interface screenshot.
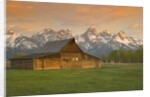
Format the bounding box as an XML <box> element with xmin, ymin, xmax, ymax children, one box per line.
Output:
<box><xmin>102</xmin><ymin>47</ymin><xmax>143</xmax><ymax>63</ymax></box>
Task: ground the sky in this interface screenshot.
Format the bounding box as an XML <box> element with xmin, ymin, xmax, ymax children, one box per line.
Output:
<box><xmin>7</xmin><ymin>1</ymin><xmax>143</xmax><ymax>39</ymax></box>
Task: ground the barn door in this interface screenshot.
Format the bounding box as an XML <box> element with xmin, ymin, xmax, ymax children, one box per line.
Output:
<box><xmin>61</xmin><ymin>59</ymin><xmax>69</xmax><ymax>69</ymax></box>
<box><xmin>71</xmin><ymin>57</ymin><xmax>82</xmax><ymax>69</ymax></box>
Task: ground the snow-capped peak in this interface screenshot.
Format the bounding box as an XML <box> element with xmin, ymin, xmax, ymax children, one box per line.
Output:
<box><xmin>100</xmin><ymin>30</ymin><xmax>112</xmax><ymax>36</ymax></box>
<box><xmin>112</xmin><ymin>31</ymin><xmax>131</xmax><ymax>45</ymax></box>
<box><xmin>117</xmin><ymin>31</ymin><xmax>127</xmax><ymax>40</ymax></box>
<box><xmin>6</xmin><ymin>30</ymin><xmax>22</xmax><ymax>48</ymax></box>
<box><xmin>31</xmin><ymin>28</ymin><xmax>74</xmax><ymax>44</ymax></box>
<box><xmin>6</xmin><ymin>30</ymin><xmax>39</xmax><ymax>50</ymax></box>
<box><xmin>6</xmin><ymin>27</ymin><xmax>143</xmax><ymax>59</ymax></box>
<box><xmin>76</xmin><ymin>28</ymin><xmax>143</xmax><ymax>58</ymax></box>
<box><xmin>86</xmin><ymin>26</ymin><xmax>99</xmax><ymax>34</ymax></box>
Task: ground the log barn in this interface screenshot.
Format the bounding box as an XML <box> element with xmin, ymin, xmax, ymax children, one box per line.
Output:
<box><xmin>10</xmin><ymin>38</ymin><xmax>103</xmax><ymax>70</ymax></box>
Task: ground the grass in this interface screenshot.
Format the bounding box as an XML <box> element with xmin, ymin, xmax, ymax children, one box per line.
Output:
<box><xmin>6</xmin><ymin>64</ymin><xmax>143</xmax><ymax>96</ymax></box>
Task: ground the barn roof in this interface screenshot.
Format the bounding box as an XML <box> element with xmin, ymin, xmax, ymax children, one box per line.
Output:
<box><xmin>37</xmin><ymin>38</ymin><xmax>73</xmax><ymax>54</ymax></box>
<box><xmin>11</xmin><ymin>38</ymin><xmax>100</xmax><ymax>60</ymax></box>
<box><xmin>10</xmin><ymin>54</ymin><xmax>42</xmax><ymax>60</ymax></box>
<box><xmin>10</xmin><ymin>53</ymin><xmax>58</xmax><ymax>60</ymax></box>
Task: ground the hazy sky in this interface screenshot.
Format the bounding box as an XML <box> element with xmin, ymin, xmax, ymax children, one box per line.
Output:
<box><xmin>7</xmin><ymin>1</ymin><xmax>143</xmax><ymax>39</ymax></box>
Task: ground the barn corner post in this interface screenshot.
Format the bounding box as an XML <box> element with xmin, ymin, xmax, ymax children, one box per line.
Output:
<box><xmin>95</xmin><ymin>60</ymin><xmax>102</xmax><ymax>69</ymax></box>
<box><xmin>59</xmin><ymin>56</ymin><xmax>63</xmax><ymax>69</ymax></box>
<box><xmin>42</xmin><ymin>57</ymin><xmax>44</xmax><ymax>70</ymax></box>
<box><xmin>33</xmin><ymin>58</ymin><xmax>38</xmax><ymax>70</ymax></box>
<box><xmin>99</xmin><ymin>61</ymin><xmax>102</xmax><ymax>68</ymax></box>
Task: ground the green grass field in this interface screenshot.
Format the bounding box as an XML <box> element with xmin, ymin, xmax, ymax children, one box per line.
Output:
<box><xmin>6</xmin><ymin>64</ymin><xmax>143</xmax><ymax>96</ymax></box>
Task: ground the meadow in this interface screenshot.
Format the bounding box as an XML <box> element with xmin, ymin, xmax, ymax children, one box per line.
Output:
<box><xmin>6</xmin><ymin>64</ymin><xmax>143</xmax><ymax>96</ymax></box>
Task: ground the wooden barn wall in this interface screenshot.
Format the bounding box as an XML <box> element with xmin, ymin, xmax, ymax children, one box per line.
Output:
<box><xmin>33</xmin><ymin>58</ymin><xmax>101</xmax><ymax>70</ymax></box>
<box><xmin>43</xmin><ymin>58</ymin><xmax>60</xmax><ymax>69</ymax></box>
<box><xmin>11</xmin><ymin>59</ymin><xmax>33</xmax><ymax>69</ymax></box>
<box><xmin>33</xmin><ymin>58</ymin><xmax>60</xmax><ymax>70</ymax></box>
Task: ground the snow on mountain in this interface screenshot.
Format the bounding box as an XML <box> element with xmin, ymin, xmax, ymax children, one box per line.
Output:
<box><xmin>6</xmin><ymin>27</ymin><xmax>143</xmax><ymax>58</ymax></box>
<box><xmin>6</xmin><ymin>30</ymin><xmax>39</xmax><ymax>58</ymax></box>
<box><xmin>76</xmin><ymin>27</ymin><xmax>143</xmax><ymax>58</ymax></box>
<box><xmin>76</xmin><ymin>27</ymin><xmax>112</xmax><ymax>48</ymax></box>
<box><xmin>31</xmin><ymin>28</ymin><xmax>74</xmax><ymax>45</ymax></box>
<box><xmin>6</xmin><ymin>30</ymin><xmax>20</xmax><ymax>48</ymax></box>
<box><xmin>110</xmin><ymin>31</ymin><xmax>143</xmax><ymax>49</ymax></box>
<box><xmin>6</xmin><ymin>30</ymin><xmax>38</xmax><ymax>49</ymax></box>
<box><xmin>112</xmin><ymin>31</ymin><xmax>131</xmax><ymax>45</ymax></box>
<box><xmin>14</xmin><ymin>36</ymin><xmax>38</xmax><ymax>49</ymax></box>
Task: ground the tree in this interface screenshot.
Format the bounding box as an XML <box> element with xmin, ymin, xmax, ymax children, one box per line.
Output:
<box><xmin>105</xmin><ymin>47</ymin><xmax>143</xmax><ymax>63</ymax></box>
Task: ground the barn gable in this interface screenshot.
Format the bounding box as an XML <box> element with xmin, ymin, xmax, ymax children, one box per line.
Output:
<box><xmin>60</xmin><ymin>39</ymin><xmax>82</xmax><ymax>53</ymax></box>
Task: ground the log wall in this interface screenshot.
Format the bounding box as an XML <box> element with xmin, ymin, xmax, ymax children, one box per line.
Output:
<box><xmin>11</xmin><ymin>59</ymin><xmax>33</xmax><ymax>69</ymax></box>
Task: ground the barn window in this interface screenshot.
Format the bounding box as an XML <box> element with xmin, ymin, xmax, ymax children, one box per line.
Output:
<box><xmin>71</xmin><ymin>57</ymin><xmax>79</xmax><ymax>61</ymax></box>
<box><xmin>75</xmin><ymin>57</ymin><xmax>79</xmax><ymax>61</ymax></box>
<box><xmin>72</xmin><ymin>58</ymin><xmax>75</xmax><ymax>61</ymax></box>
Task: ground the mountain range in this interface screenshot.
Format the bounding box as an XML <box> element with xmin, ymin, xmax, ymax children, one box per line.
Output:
<box><xmin>6</xmin><ymin>26</ymin><xmax>143</xmax><ymax>58</ymax></box>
